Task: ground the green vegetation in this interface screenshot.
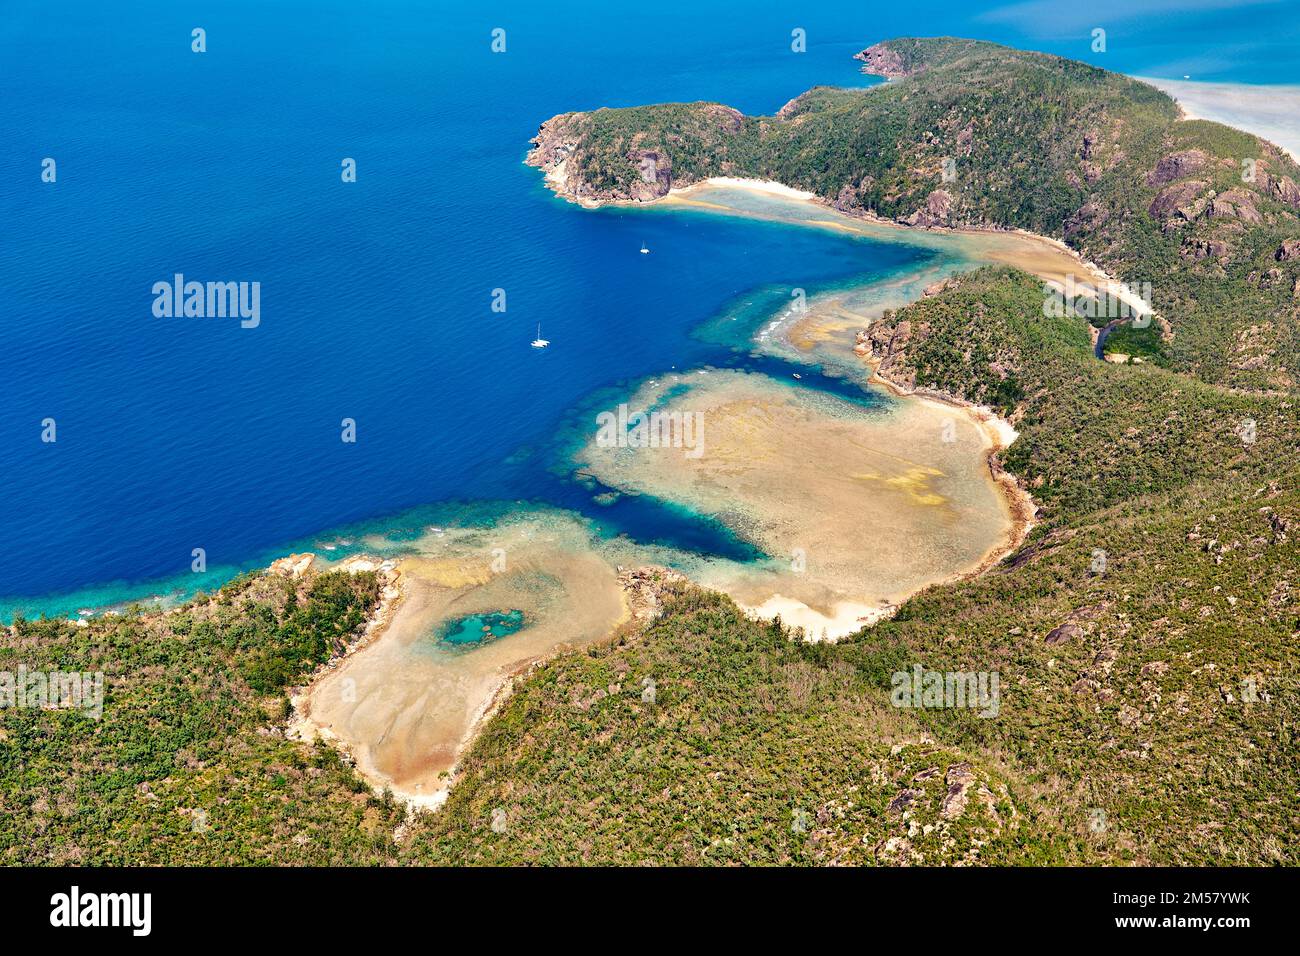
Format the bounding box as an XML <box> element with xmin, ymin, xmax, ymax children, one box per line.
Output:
<box><xmin>0</xmin><ymin>571</ymin><xmax>407</xmax><ymax>865</ymax></box>
<box><xmin>410</xmin><ymin>587</ymin><xmax>1029</xmax><ymax>865</ymax></box>
<box><xmin>539</xmin><ymin>37</ymin><xmax>1300</xmax><ymax>390</ymax></box>
<box><xmin>14</xmin><ymin>264</ymin><xmax>1288</xmax><ymax>866</ymax></box>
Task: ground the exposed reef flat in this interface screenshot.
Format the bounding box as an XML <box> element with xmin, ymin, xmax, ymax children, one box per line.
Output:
<box><xmin>574</xmin><ymin>369</ymin><xmax>1024</xmax><ymax>641</ymax></box>
<box><xmin>665</xmin><ymin>179</ymin><xmax>1154</xmax><ymax>374</ymax></box>
<box><xmin>284</xmin><ymin>182</ymin><xmax>1050</xmax><ymax>802</ymax></box>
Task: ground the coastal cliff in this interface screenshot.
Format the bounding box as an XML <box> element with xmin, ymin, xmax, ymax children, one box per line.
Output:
<box><xmin>854</xmin><ymin>41</ymin><xmax>919</xmax><ymax>80</ymax></box>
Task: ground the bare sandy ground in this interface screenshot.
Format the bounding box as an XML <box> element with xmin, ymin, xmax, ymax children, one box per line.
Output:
<box><xmin>292</xmin><ymin>363</ymin><xmax>1032</xmax><ymax>802</ymax></box>
<box><xmin>663</xmin><ymin>178</ymin><xmax>1153</xmax><ymax>321</ymax></box>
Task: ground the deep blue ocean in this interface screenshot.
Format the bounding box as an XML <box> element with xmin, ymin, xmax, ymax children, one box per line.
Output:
<box><xmin>3</xmin><ymin>0</ymin><xmax>1297</xmax><ymax>617</ymax></box>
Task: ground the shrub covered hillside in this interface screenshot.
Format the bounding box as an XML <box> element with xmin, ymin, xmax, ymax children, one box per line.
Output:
<box><xmin>0</xmin><ymin>571</ymin><xmax>408</xmax><ymax>865</ymax></box>
<box><xmin>528</xmin><ymin>37</ymin><xmax>1300</xmax><ymax>389</ymax></box>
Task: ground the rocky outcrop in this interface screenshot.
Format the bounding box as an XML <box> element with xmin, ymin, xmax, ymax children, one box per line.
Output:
<box><xmin>776</xmin><ymin>92</ymin><xmax>812</xmax><ymax>120</ymax></box>
<box><xmin>956</xmin><ymin>124</ymin><xmax>974</xmax><ymax>155</ymax></box>
<box><xmin>1080</xmin><ymin>129</ymin><xmax>1101</xmax><ymax>161</ymax></box>
<box><xmin>1254</xmin><ymin>267</ymin><xmax>1290</xmax><ymax>289</ymax></box>
<box><xmin>526</xmin><ymin>104</ymin><xmax>746</xmax><ymax>205</ymax></box>
<box><xmin>618</xmin><ymin>566</ymin><xmax>688</xmax><ymax>621</ymax></box>
<box><xmin>629</xmin><ymin>150</ymin><xmax>672</xmax><ymax>202</ymax></box>
<box><xmin>888</xmin><ymin>788</ymin><xmax>923</xmax><ymax>813</ymax></box>
<box><xmin>1146</xmin><ymin>148</ymin><xmax>1208</xmax><ymax>186</ymax></box>
<box><xmin>526</xmin><ymin>112</ymin><xmax>583</xmax><ymax>173</ymax></box>
<box><xmin>903</xmin><ymin>189</ymin><xmax>952</xmax><ymax>227</ymax></box>
<box><xmin>941</xmin><ymin>763</ymin><xmax>993</xmax><ymax>820</ymax></box>
<box><xmin>832</xmin><ymin>176</ymin><xmax>884</xmax><ymax>214</ymax></box>
<box><xmin>1064</xmin><ymin>200</ymin><xmax>1109</xmax><ymax>239</ymax></box>
<box><xmin>1148</xmin><ymin>180</ymin><xmax>1210</xmax><ymax>224</ymax></box>
<box><xmin>923</xmin><ymin>277</ymin><xmax>957</xmax><ymax>297</ymax></box>
<box><xmin>857</xmin><ymin>318</ymin><xmax>916</xmax><ymax>388</ymax></box>
<box><xmin>1206</xmin><ymin>188</ymin><xmax>1262</xmax><ymax>224</ymax></box>
<box><xmin>1044</xmin><ymin>602</ymin><xmax>1112</xmax><ymax>645</ymax></box>
<box><xmin>855</xmin><ymin>42</ymin><xmax>920</xmax><ymax>80</ymax></box>
<box><xmin>833</xmin><ymin>182</ymin><xmax>861</xmax><ymax>212</ymax></box>
<box><xmin>704</xmin><ymin>103</ymin><xmax>744</xmax><ymax>133</ymax></box>
<box><xmin>1183</xmin><ymin>237</ymin><xmax>1230</xmax><ymax>261</ymax></box>
<box><xmin>1276</xmin><ymin>239</ymin><xmax>1300</xmax><ymax>261</ymax></box>
<box><xmin>1265</xmin><ymin>173</ymin><xmax>1300</xmax><ymax>209</ymax></box>
<box><xmin>269</xmin><ymin>552</ymin><xmax>316</xmax><ymax>580</ymax></box>
<box><xmin>1044</xmin><ymin>622</ymin><xmax>1084</xmax><ymax>645</ymax></box>
<box><xmin>875</xmin><ymin>746</ymin><xmax>1016</xmax><ymax>866</ymax></box>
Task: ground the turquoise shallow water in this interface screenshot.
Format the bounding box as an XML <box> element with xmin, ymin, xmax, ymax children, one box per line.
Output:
<box><xmin>437</xmin><ymin>610</ymin><xmax>527</xmax><ymax>647</ymax></box>
<box><xmin>3</xmin><ymin>0</ymin><xmax>1294</xmax><ymax>620</ymax></box>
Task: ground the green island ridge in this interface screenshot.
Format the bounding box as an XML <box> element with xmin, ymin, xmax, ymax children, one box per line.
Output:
<box><xmin>528</xmin><ymin>36</ymin><xmax>1300</xmax><ymax>388</ymax></box>
<box><xmin>4</xmin><ymin>37</ymin><xmax>1298</xmax><ymax>865</ymax></box>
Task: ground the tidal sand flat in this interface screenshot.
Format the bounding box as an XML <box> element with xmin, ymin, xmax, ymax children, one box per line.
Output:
<box><xmin>294</xmin><ymin>513</ymin><xmax>626</xmax><ymax>805</ymax></box>
<box><xmin>660</xmin><ymin>179</ymin><xmax>1122</xmax><ymax>282</ymax></box>
<box><xmin>574</xmin><ymin>369</ymin><xmax>1017</xmax><ymax>640</ymax></box>
<box><xmin>662</xmin><ymin>180</ymin><xmax>1142</xmax><ymax>371</ymax></box>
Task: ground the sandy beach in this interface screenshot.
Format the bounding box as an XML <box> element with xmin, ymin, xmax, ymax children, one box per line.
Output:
<box><xmin>1136</xmin><ymin>76</ymin><xmax>1300</xmax><ymax>162</ymax></box>
<box><xmin>661</xmin><ymin>178</ymin><xmax>1156</xmax><ymax>381</ymax></box>
<box><xmin>664</xmin><ymin>177</ymin><xmax>1153</xmax><ymax>318</ymax></box>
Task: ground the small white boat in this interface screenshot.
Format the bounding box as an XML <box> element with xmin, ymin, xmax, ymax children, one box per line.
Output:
<box><xmin>640</xmin><ymin>243</ymin><xmax>650</xmax><ymax>254</ymax></box>
<box><xmin>531</xmin><ymin>323</ymin><xmax>549</xmax><ymax>349</ymax></box>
